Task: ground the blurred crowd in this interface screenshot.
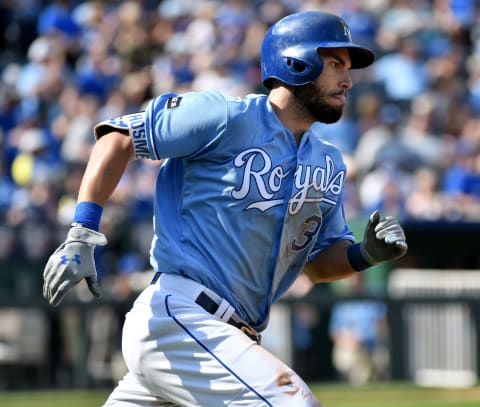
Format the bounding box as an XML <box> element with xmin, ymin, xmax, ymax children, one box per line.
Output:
<box><xmin>1</xmin><ymin>0</ymin><xmax>480</xmax><ymax>301</ymax></box>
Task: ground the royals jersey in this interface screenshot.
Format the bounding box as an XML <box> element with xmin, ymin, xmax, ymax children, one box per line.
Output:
<box><xmin>94</xmin><ymin>90</ymin><xmax>354</xmax><ymax>331</ymax></box>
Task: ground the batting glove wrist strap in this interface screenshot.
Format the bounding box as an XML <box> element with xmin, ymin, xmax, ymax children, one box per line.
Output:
<box><xmin>347</xmin><ymin>243</ymin><xmax>373</xmax><ymax>272</ymax></box>
<box><xmin>43</xmin><ymin>226</ymin><xmax>107</xmax><ymax>306</ymax></box>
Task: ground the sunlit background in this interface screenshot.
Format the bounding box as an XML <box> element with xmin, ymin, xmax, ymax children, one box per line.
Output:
<box><xmin>0</xmin><ymin>0</ymin><xmax>479</xmax><ymax>401</ymax></box>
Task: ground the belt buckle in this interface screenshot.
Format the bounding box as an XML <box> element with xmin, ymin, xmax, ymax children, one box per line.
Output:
<box><xmin>239</xmin><ymin>324</ymin><xmax>261</xmax><ymax>344</ymax></box>
<box><xmin>196</xmin><ymin>291</ymin><xmax>261</xmax><ymax>344</ymax></box>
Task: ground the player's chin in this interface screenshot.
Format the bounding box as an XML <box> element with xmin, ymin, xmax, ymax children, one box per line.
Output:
<box><xmin>314</xmin><ymin>106</ymin><xmax>343</xmax><ymax>124</ymax></box>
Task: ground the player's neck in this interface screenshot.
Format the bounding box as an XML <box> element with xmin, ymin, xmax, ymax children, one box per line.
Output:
<box><xmin>268</xmin><ymin>87</ymin><xmax>312</xmax><ymax>144</ymax></box>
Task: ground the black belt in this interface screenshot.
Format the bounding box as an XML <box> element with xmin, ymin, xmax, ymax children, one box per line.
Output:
<box><xmin>151</xmin><ymin>272</ymin><xmax>261</xmax><ymax>344</ymax></box>
<box><xmin>195</xmin><ymin>291</ymin><xmax>261</xmax><ymax>344</ymax></box>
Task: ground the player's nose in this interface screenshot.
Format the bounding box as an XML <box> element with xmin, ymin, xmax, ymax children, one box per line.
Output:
<box><xmin>340</xmin><ymin>71</ymin><xmax>353</xmax><ymax>89</ymax></box>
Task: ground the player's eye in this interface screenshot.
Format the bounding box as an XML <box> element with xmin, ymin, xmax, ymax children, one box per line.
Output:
<box><xmin>325</xmin><ymin>60</ymin><xmax>338</xmax><ymax>71</ymax></box>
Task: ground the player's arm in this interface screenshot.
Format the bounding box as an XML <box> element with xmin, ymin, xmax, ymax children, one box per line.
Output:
<box><xmin>43</xmin><ymin>130</ymin><xmax>134</xmax><ymax>306</ymax></box>
<box><xmin>304</xmin><ymin>239</ymin><xmax>356</xmax><ymax>282</ymax></box>
<box><xmin>77</xmin><ymin>130</ymin><xmax>134</xmax><ymax>205</ymax></box>
<box><xmin>304</xmin><ymin>210</ymin><xmax>408</xmax><ymax>283</ymax></box>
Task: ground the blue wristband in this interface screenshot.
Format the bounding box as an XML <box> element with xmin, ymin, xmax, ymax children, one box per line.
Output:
<box><xmin>73</xmin><ymin>201</ymin><xmax>103</xmax><ymax>231</ymax></box>
<box><xmin>347</xmin><ymin>243</ymin><xmax>372</xmax><ymax>272</ymax></box>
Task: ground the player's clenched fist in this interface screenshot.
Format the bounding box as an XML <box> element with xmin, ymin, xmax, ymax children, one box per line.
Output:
<box><xmin>360</xmin><ymin>210</ymin><xmax>408</xmax><ymax>265</ymax></box>
<box><xmin>43</xmin><ymin>225</ymin><xmax>107</xmax><ymax>306</ymax></box>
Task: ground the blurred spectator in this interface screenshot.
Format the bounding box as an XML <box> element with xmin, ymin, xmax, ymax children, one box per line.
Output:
<box><xmin>10</xmin><ymin>126</ymin><xmax>62</xmax><ymax>187</ymax></box>
<box><xmin>75</xmin><ymin>38</ymin><xmax>121</xmax><ymax>101</ymax></box>
<box><xmin>341</xmin><ymin>1</ymin><xmax>379</xmax><ymax>52</ymax></box>
<box><xmin>357</xmin><ymin>161</ymin><xmax>411</xmax><ymax>218</ymax></box>
<box><xmin>441</xmin><ymin>141</ymin><xmax>480</xmax><ymax>220</ymax></box>
<box><xmin>37</xmin><ymin>0</ymin><xmax>80</xmax><ymax>39</ymax></box>
<box><xmin>329</xmin><ymin>297</ymin><xmax>390</xmax><ymax>385</ymax></box>
<box><xmin>373</xmin><ymin>35</ymin><xmax>430</xmax><ymax>112</ymax></box>
<box><xmin>375</xmin><ymin>0</ymin><xmax>426</xmax><ymax>51</ymax></box>
<box><xmin>466</xmin><ymin>53</ymin><xmax>480</xmax><ymax>114</ymax></box>
<box><xmin>405</xmin><ymin>166</ymin><xmax>446</xmax><ymax>220</ymax></box>
<box><xmin>394</xmin><ymin>92</ymin><xmax>449</xmax><ymax>169</ymax></box>
<box><xmin>352</xmin><ymin>102</ymin><xmax>402</xmax><ymax>178</ymax></box>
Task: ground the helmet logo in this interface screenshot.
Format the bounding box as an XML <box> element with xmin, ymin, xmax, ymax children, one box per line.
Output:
<box><xmin>341</xmin><ymin>20</ymin><xmax>352</xmax><ymax>41</ymax></box>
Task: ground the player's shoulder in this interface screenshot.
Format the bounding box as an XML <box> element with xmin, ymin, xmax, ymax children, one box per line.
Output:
<box><xmin>225</xmin><ymin>92</ymin><xmax>268</xmax><ymax>109</ymax></box>
<box><xmin>183</xmin><ymin>90</ymin><xmax>267</xmax><ymax>111</ymax></box>
<box><xmin>223</xmin><ymin>93</ymin><xmax>270</xmax><ymax>126</ymax></box>
<box><xmin>150</xmin><ymin>90</ymin><xmax>264</xmax><ymax>113</ymax></box>
<box><xmin>147</xmin><ymin>90</ymin><xmax>269</xmax><ymax>135</ymax></box>
<box><xmin>149</xmin><ymin>90</ymin><xmax>226</xmax><ymax>111</ymax></box>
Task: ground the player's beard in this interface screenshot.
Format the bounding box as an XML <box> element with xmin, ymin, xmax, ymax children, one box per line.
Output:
<box><xmin>293</xmin><ymin>82</ymin><xmax>344</xmax><ymax>124</ymax></box>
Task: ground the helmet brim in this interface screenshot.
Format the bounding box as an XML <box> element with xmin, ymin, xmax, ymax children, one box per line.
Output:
<box><xmin>317</xmin><ymin>42</ymin><xmax>375</xmax><ymax>69</ymax></box>
<box><xmin>348</xmin><ymin>45</ymin><xmax>375</xmax><ymax>69</ymax></box>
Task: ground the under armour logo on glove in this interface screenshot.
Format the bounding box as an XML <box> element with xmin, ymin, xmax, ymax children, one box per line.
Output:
<box><xmin>43</xmin><ymin>225</ymin><xmax>107</xmax><ymax>306</ymax></box>
<box><xmin>60</xmin><ymin>254</ymin><xmax>81</xmax><ymax>265</ymax></box>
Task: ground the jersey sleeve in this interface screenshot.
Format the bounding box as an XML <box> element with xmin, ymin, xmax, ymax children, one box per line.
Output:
<box><xmin>94</xmin><ymin>109</ymin><xmax>151</xmax><ymax>160</ymax></box>
<box><xmin>93</xmin><ymin>91</ymin><xmax>228</xmax><ymax>160</ymax></box>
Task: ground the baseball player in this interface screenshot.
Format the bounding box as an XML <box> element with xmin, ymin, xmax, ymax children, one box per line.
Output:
<box><xmin>43</xmin><ymin>11</ymin><xmax>407</xmax><ymax>407</ymax></box>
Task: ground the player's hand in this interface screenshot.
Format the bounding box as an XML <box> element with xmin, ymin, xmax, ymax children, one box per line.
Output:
<box><xmin>360</xmin><ymin>210</ymin><xmax>407</xmax><ymax>265</ymax></box>
<box><xmin>43</xmin><ymin>225</ymin><xmax>107</xmax><ymax>306</ymax></box>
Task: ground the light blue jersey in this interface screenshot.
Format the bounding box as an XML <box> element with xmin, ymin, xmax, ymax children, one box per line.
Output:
<box><xmin>95</xmin><ymin>90</ymin><xmax>354</xmax><ymax>330</ymax></box>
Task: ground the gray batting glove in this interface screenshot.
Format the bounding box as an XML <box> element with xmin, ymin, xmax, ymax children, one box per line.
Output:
<box><xmin>43</xmin><ymin>225</ymin><xmax>107</xmax><ymax>306</ymax></box>
<box><xmin>360</xmin><ymin>210</ymin><xmax>408</xmax><ymax>265</ymax></box>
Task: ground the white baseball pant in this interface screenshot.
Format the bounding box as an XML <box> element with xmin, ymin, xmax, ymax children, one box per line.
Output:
<box><xmin>103</xmin><ymin>273</ymin><xmax>321</xmax><ymax>406</ymax></box>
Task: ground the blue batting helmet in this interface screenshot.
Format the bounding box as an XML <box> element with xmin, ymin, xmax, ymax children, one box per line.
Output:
<box><xmin>261</xmin><ymin>11</ymin><xmax>375</xmax><ymax>89</ymax></box>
